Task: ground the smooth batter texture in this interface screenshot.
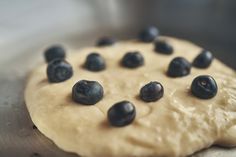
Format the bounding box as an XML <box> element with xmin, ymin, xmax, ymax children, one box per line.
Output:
<box><xmin>25</xmin><ymin>36</ymin><xmax>236</xmax><ymax>157</ymax></box>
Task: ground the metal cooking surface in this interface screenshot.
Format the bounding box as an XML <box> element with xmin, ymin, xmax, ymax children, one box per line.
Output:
<box><xmin>0</xmin><ymin>0</ymin><xmax>236</xmax><ymax>157</ymax></box>
<box><xmin>0</xmin><ymin>54</ymin><xmax>78</xmax><ymax>157</ymax></box>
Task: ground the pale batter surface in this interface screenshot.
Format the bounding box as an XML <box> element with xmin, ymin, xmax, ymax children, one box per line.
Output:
<box><xmin>25</xmin><ymin>36</ymin><xmax>236</xmax><ymax>157</ymax></box>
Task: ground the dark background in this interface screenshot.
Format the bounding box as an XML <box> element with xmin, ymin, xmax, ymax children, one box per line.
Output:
<box><xmin>85</xmin><ymin>0</ymin><xmax>236</xmax><ymax>69</ymax></box>
<box><xmin>0</xmin><ymin>0</ymin><xmax>235</xmax><ymax>69</ymax></box>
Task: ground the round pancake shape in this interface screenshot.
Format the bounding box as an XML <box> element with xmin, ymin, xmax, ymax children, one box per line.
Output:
<box><xmin>25</xmin><ymin>36</ymin><xmax>236</xmax><ymax>157</ymax></box>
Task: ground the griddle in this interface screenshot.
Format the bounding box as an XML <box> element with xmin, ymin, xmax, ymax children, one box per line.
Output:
<box><xmin>0</xmin><ymin>0</ymin><xmax>236</xmax><ymax>157</ymax></box>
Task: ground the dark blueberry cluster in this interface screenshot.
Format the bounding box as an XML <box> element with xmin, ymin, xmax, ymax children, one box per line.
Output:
<box><xmin>167</xmin><ymin>57</ymin><xmax>191</xmax><ymax>77</ymax></box>
<box><xmin>72</xmin><ymin>80</ymin><xmax>104</xmax><ymax>105</ymax></box>
<box><xmin>193</xmin><ymin>50</ymin><xmax>213</xmax><ymax>69</ymax></box>
<box><xmin>44</xmin><ymin>45</ymin><xmax>66</xmax><ymax>63</ymax></box>
<box><xmin>44</xmin><ymin>45</ymin><xmax>74</xmax><ymax>83</ymax></box>
<box><xmin>140</xmin><ymin>82</ymin><xmax>164</xmax><ymax>102</ymax></box>
<box><xmin>42</xmin><ymin>27</ymin><xmax>218</xmax><ymax>128</ymax></box>
<box><xmin>47</xmin><ymin>59</ymin><xmax>73</xmax><ymax>83</ymax></box>
<box><xmin>84</xmin><ymin>53</ymin><xmax>106</xmax><ymax>72</ymax></box>
<box><xmin>96</xmin><ymin>37</ymin><xmax>116</xmax><ymax>47</ymax></box>
<box><xmin>154</xmin><ymin>41</ymin><xmax>173</xmax><ymax>55</ymax></box>
<box><xmin>138</xmin><ymin>26</ymin><xmax>159</xmax><ymax>42</ymax></box>
<box><xmin>191</xmin><ymin>75</ymin><xmax>218</xmax><ymax>99</ymax></box>
<box><xmin>121</xmin><ymin>51</ymin><xmax>144</xmax><ymax>68</ymax></box>
<box><xmin>108</xmin><ymin>101</ymin><xmax>136</xmax><ymax>127</ymax></box>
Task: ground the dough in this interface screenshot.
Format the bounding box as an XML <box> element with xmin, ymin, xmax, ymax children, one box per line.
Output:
<box><xmin>25</xmin><ymin>36</ymin><xmax>236</xmax><ymax>157</ymax></box>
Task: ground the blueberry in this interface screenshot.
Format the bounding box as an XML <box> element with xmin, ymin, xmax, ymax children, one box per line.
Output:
<box><xmin>140</xmin><ymin>82</ymin><xmax>164</xmax><ymax>102</ymax></box>
<box><xmin>138</xmin><ymin>26</ymin><xmax>159</xmax><ymax>42</ymax></box>
<box><xmin>96</xmin><ymin>37</ymin><xmax>115</xmax><ymax>46</ymax></box>
<box><xmin>47</xmin><ymin>59</ymin><xmax>73</xmax><ymax>83</ymax></box>
<box><xmin>167</xmin><ymin>57</ymin><xmax>191</xmax><ymax>77</ymax></box>
<box><xmin>121</xmin><ymin>51</ymin><xmax>144</xmax><ymax>68</ymax></box>
<box><xmin>84</xmin><ymin>53</ymin><xmax>106</xmax><ymax>72</ymax></box>
<box><xmin>154</xmin><ymin>41</ymin><xmax>173</xmax><ymax>55</ymax></box>
<box><xmin>108</xmin><ymin>101</ymin><xmax>136</xmax><ymax>127</ymax></box>
<box><xmin>191</xmin><ymin>75</ymin><xmax>218</xmax><ymax>99</ymax></box>
<box><xmin>72</xmin><ymin>80</ymin><xmax>104</xmax><ymax>105</ymax></box>
<box><xmin>44</xmin><ymin>45</ymin><xmax>66</xmax><ymax>63</ymax></box>
<box><xmin>193</xmin><ymin>50</ymin><xmax>213</xmax><ymax>69</ymax></box>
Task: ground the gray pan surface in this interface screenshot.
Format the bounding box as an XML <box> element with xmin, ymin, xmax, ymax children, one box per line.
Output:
<box><xmin>0</xmin><ymin>0</ymin><xmax>235</xmax><ymax>157</ymax></box>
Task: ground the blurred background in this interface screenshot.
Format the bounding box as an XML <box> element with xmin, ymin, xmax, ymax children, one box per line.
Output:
<box><xmin>0</xmin><ymin>1</ymin><xmax>236</xmax><ymax>157</ymax></box>
<box><xmin>0</xmin><ymin>0</ymin><xmax>235</xmax><ymax>69</ymax></box>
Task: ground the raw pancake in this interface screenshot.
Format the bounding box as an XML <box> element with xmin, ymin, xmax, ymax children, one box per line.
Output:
<box><xmin>25</xmin><ymin>36</ymin><xmax>236</xmax><ymax>157</ymax></box>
